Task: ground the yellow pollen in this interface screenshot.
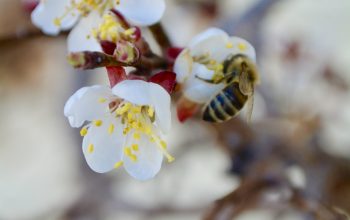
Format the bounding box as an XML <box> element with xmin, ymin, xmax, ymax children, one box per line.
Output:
<box><xmin>87</xmin><ymin>144</ymin><xmax>94</xmax><ymax>153</ymax></box>
<box><xmin>124</xmin><ymin>147</ymin><xmax>137</xmax><ymax>162</ymax></box>
<box><xmin>108</xmin><ymin>124</ymin><xmax>114</xmax><ymax>134</ymax></box>
<box><xmin>127</xmin><ymin>112</ymin><xmax>134</xmax><ymax>121</ymax></box>
<box><xmin>53</xmin><ymin>0</ymin><xmax>117</xmax><ymax>28</ymax></box>
<box><xmin>238</xmin><ymin>43</ymin><xmax>247</xmax><ymax>51</ymax></box>
<box><xmin>132</xmin><ymin>106</ymin><xmax>142</xmax><ymax>113</ymax></box>
<box><xmin>114</xmin><ymin>161</ymin><xmax>123</xmax><ymax>169</ymax></box>
<box><xmin>93</xmin><ymin>13</ymin><xmax>123</xmax><ymax>42</ymax></box>
<box><xmin>130</xmin><ymin>154</ymin><xmax>137</xmax><ymax>162</ymax></box>
<box><xmin>160</xmin><ymin>140</ymin><xmax>167</xmax><ymax>150</ymax></box>
<box><xmin>132</xmin><ymin>144</ymin><xmax>139</xmax><ymax>151</ymax></box>
<box><xmin>133</xmin><ymin>132</ymin><xmax>141</xmax><ymax>140</ymax></box>
<box><xmin>124</xmin><ymin>28</ymin><xmax>135</xmax><ymax>36</ymax></box>
<box><xmin>98</xmin><ymin>97</ymin><xmax>107</xmax><ymax>103</ymax></box>
<box><xmin>167</xmin><ymin>156</ymin><xmax>175</xmax><ymax>163</ymax></box>
<box><xmin>226</xmin><ymin>42</ymin><xmax>233</xmax><ymax>48</ymax></box>
<box><xmin>144</xmin><ymin>126</ymin><xmax>152</xmax><ymax>135</ymax></box>
<box><xmin>216</xmin><ymin>64</ymin><xmax>224</xmax><ymax>71</ymax></box>
<box><xmin>116</xmin><ymin>103</ymin><xmax>132</xmax><ymax>115</ymax></box>
<box><xmin>151</xmin><ymin>135</ymin><xmax>175</xmax><ymax>163</ymax></box>
<box><xmin>123</xmin><ymin>127</ymin><xmax>130</xmax><ymax>135</ymax></box>
<box><xmin>124</xmin><ymin>147</ymin><xmax>132</xmax><ymax>156</ymax></box>
<box><xmin>93</xmin><ymin>120</ymin><xmax>103</xmax><ymax>127</ymax></box>
<box><xmin>80</xmin><ymin>127</ymin><xmax>88</xmax><ymax>136</ymax></box>
<box><xmin>148</xmin><ymin>107</ymin><xmax>155</xmax><ymax>118</ymax></box>
<box><xmin>54</xmin><ymin>18</ymin><xmax>61</xmax><ymax>27</ymax></box>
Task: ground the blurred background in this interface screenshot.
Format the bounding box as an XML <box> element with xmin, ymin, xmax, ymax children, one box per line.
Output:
<box><xmin>1</xmin><ymin>0</ymin><xmax>350</xmax><ymax>219</ymax></box>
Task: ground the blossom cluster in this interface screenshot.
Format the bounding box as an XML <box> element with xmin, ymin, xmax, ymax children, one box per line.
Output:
<box><xmin>31</xmin><ymin>0</ymin><xmax>258</xmax><ymax>180</ymax></box>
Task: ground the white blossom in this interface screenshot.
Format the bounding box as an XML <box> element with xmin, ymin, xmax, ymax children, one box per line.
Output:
<box><xmin>174</xmin><ymin>28</ymin><xmax>256</xmax><ymax>104</ymax></box>
<box><xmin>64</xmin><ymin>80</ymin><xmax>173</xmax><ymax>180</ymax></box>
<box><xmin>31</xmin><ymin>0</ymin><xmax>166</xmax><ymax>51</ymax></box>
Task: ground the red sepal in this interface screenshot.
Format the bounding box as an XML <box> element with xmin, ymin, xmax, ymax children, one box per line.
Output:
<box><xmin>132</xmin><ymin>26</ymin><xmax>142</xmax><ymax>42</ymax></box>
<box><xmin>111</xmin><ymin>9</ymin><xmax>131</xmax><ymax>29</ymax></box>
<box><xmin>23</xmin><ymin>0</ymin><xmax>39</xmax><ymax>13</ymax></box>
<box><xmin>107</xmin><ymin>66</ymin><xmax>127</xmax><ymax>88</ymax></box>
<box><xmin>167</xmin><ymin>47</ymin><xmax>184</xmax><ymax>60</ymax></box>
<box><xmin>176</xmin><ymin>96</ymin><xmax>200</xmax><ymax>123</ymax></box>
<box><xmin>149</xmin><ymin>71</ymin><xmax>177</xmax><ymax>94</ymax></box>
<box><xmin>100</xmin><ymin>41</ymin><xmax>116</xmax><ymax>55</ymax></box>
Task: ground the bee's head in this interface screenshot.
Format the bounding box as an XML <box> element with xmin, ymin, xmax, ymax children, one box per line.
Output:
<box><xmin>224</xmin><ymin>54</ymin><xmax>260</xmax><ymax>85</ymax></box>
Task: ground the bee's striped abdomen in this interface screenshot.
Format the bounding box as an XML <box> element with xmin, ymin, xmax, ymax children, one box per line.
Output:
<box><xmin>202</xmin><ymin>83</ymin><xmax>248</xmax><ymax>122</ymax></box>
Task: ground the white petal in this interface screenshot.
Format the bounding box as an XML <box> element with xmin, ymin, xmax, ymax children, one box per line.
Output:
<box><xmin>174</xmin><ymin>49</ymin><xmax>193</xmax><ymax>83</ymax></box>
<box><xmin>112</xmin><ymin>80</ymin><xmax>171</xmax><ymax>133</ymax></box>
<box><xmin>31</xmin><ymin>0</ymin><xmax>79</xmax><ymax>35</ymax></box>
<box><xmin>181</xmin><ymin>63</ymin><xmax>225</xmax><ymax>104</ymax></box>
<box><xmin>117</xmin><ymin>0</ymin><xmax>165</xmax><ymax>26</ymax></box>
<box><xmin>184</xmin><ymin>77</ymin><xmax>225</xmax><ymax>104</ymax></box>
<box><xmin>112</xmin><ymin>80</ymin><xmax>153</xmax><ymax>106</ymax></box>
<box><xmin>188</xmin><ymin>28</ymin><xmax>228</xmax><ymax>49</ymax></box>
<box><xmin>67</xmin><ymin>11</ymin><xmax>102</xmax><ymax>52</ymax></box>
<box><xmin>82</xmin><ymin>116</ymin><xmax>124</xmax><ymax>173</ymax></box>
<box><xmin>123</xmin><ymin>133</ymin><xmax>163</xmax><ymax>180</ymax></box>
<box><xmin>148</xmin><ymin>82</ymin><xmax>171</xmax><ymax>134</ymax></box>
<box><xmin>193</xmin><ymin>63</ymin><xmax>215</xmax><ymax>80</ymax></box>
<box><xmin>64</xmin><ymin>85</ymin><xmax>113</xmax><ymax>127</ymax></box>
<box><xmin>228</xmin><ymin>37</ymin><xmax>256</xmax><ymax>62</ymax></box>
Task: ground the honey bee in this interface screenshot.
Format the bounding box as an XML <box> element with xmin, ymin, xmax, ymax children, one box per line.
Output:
<box><xmin>197</xmin><ymin>54</ymin><xmax>260</xmax><ymax>123</ymax></box>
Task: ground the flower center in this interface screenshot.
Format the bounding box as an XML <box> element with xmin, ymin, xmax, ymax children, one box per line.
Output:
<box><xmin>115</xmin><ymin>102</ymin><xmax>174</xmax><ymax>163</ymax></box>
<box><xmin>193</xmin><ymin>54</ymin><xmax>225</xmax><ymax>83</ymax></box>
<box><xmin>92</xmin><ymin>13</ymin><xmax>138</xmax><ymax>43</ymax></box>
<box><xmin>53</xmin><ymin>0</ymin><xmax>118</xmax><ymax>27</ymax></box>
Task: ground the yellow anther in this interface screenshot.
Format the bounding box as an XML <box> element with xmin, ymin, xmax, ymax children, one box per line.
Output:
<box><xmin>123</xmin><ymin>127</ymin><xmax>130</xmax><ymax>135</ymax></box>
<box><xmin>124</xmin><ymin>147</ymin><xmax>132</xmax><ymax>156</ymax></box>
<box><xmin>116</xmin><ymin>102</ymin><xmax>132</xmax><ymax>115</ymax></box>
<box><xmin>167</xmin><ymin>156</ymin><xmax>175</xmax><ymax>163</ymax></box>
<box><xmin>148</xmin><ymin>107</ymin><xmax>155</xmax><ymax>118</ymax></box>
<box><xmin>144</xmin><ymin>126</ymin><xmax>152</xmax><ymax>135</ymax></box>
<box><xmin>127</xmin><ymin>112</ymin><xmax>134</xmax><ymax>121</ymax></box>
<box><xmin>114</xmin><ymin>161</ymin><xmax>123</xmax><ymax>169</ymax></box>
<box><xmin>80</xmin><ymin>127</ymin><xmax>88</xmax><ymax>136</ymax></box>
<box><xmin>238</xmin><ymin>43</ymin><xmax>247</xmax><ymax>51</ymax></box>
<box><xmin>132</xmin><ymin>144</ymin><xmax>139</xmax><ymax>151</ymax></box>
<box><xmin>93</xmin><ymin>120</ymin><xmax>103</xmax><ymax>127</ymax></box>
<box><xmin>216</xmin><ymin>64</ymin><xmax>224</xmax><ymax>71</ymax></box>
<box><xmin>94</xmin><ymin>13</ymin><xmax>123</xmax><ymax>42</ymax></box>
<box><xmin>132</xmin><ymin>121</ymin><xmax>139</xmax><ymax>129</ymax></box>
<box><xmin>54</xmin><ymin>18</ymin><xmax>61</xmax><ymax>27</ymax></box>
<box><xmin>226</xmin><ymin>42</ymin><xmax>233</xmax><ymax>48</ymax></box>
<box><xmin>209</xmin><ymin>60</ymin><xmax>217</xmax><ymax>65</ymax></box>
<box><xmin>160</xmin><ymin>140</ymin><xmax>167</xmax><ymax>150</ymax></box>
<box><xmin>133</xmin><ymin>132</ymin><xmax>141</xmax><ymax>140</ymax></box>
<box><xmin>98</xmin><ymin>98</ymin><xmax>107</xmax><ymax>103</ymax></box>
<box><xmin>132</xmin><ymin>106</ymin><xmax>142</xmax><ymax>113</ymax></box>
<box><xmin>87</xmin><ymin>144</ymin><xmax>94</xmax><ymax>153</ymax></box>
<box><xmin>108</xmin><ymin>124</ymin><xmax>114</xmax><ymax>134</ymax></box>
<box><xmin>130</xmin><ymin>154</ymin><xmax>137</xmax><ymax>162</ymax></box>
<box><xmin>124</xmin><ymin>28</ymin><xmax>135</xmax><ymax>36</ymax></box>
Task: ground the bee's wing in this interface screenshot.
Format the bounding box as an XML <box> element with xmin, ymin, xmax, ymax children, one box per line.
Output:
<box><xmin>245</xmin><ymin>92</ymin><xmax>254</xmax><ymax>123</ymax></box>
<box><xmin>239</xmin><ymin>71</ymin><xmax>254</xmax><ymax>96</ymax></box>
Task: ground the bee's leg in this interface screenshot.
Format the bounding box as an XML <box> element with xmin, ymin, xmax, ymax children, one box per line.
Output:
<box><xmin>195</xmin><ymin>75</ymin><xmax>226</xmax><ymax>84</ymax></box>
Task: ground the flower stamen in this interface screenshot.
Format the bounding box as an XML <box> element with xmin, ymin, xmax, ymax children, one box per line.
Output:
<box><xmin>93</xmin><ymin>120</ymin><xmax>103</xmax><ymax>127</ymax></box>
<box><xmin>80</xmin><ymin>127</ymin><xmax>88</xmax><ymax>136</ymax></box>
<box><xmin>114</xmin><ymin>102</ymin><xmax>175</xmax><ymax>163</ymax></box>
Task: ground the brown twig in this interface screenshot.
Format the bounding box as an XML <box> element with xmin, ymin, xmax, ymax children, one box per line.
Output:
<box><xmin>149</xmin><ymin>22</ymin><xmax>172</xmax><ymax>54</ymax></box>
